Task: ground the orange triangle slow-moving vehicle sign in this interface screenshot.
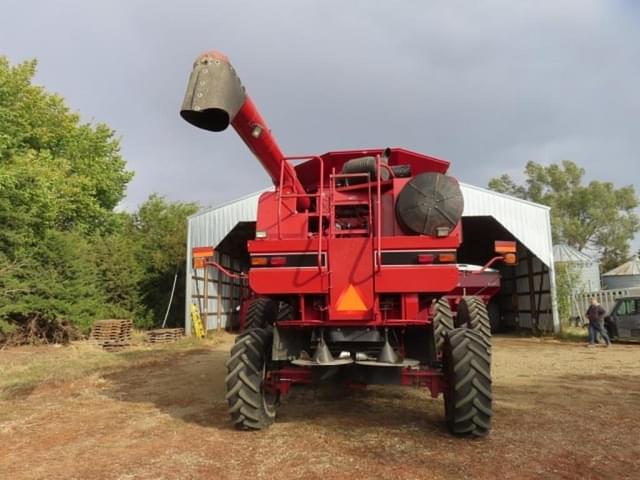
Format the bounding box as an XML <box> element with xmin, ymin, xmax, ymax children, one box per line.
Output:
<box><xmin>336</xmin><ymin>284</ymin><xmax>368</xmax><ymax>312</ymax></box>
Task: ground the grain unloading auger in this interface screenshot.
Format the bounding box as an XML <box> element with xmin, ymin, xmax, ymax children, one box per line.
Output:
<box><xmin>181</xmin><ymin>50</ymin><xmax>517</xmax><ymax>437</ymax></box>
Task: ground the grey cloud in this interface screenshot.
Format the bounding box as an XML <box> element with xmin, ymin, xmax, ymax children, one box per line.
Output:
<box><xmin>2</xmin><ymin>0</ymin><xmax>638</xmax><ymax>248</ymax></box>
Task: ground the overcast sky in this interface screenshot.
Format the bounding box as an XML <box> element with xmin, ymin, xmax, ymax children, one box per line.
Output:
<box><xmin>2</xmin><ymin>0</ymin><xmax>639</xmax><ymax>248</ymax></box>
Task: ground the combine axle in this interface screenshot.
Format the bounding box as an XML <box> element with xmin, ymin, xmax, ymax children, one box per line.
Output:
<box><xmin>266</xmin><ymin>366</ymin><xmax>446</xmax><ymax>399</ymax></box>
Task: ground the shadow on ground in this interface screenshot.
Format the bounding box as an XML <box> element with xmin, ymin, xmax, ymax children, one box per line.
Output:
<box><xmin>101</xmin><ymin>346</ymin><xmax>455</xmax><ymax>435</ymax></box>
<box><xmin>102</xmin><ymin>348</ymin><xmax>232</xmax><ymax>429</ymax></box>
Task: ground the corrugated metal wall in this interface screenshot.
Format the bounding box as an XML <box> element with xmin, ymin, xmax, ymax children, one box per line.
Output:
<box><xmin>602</xmin><ymin>274</ymin><xmax>640</xmax><ymax>290</ymax></box>
<box><xmin>579</xmin><ymin>263</ymin><xmax>602</xmax><ymax>293</ymax></box>
<box><xmin>185</xmin><ymin>191</ymin><xmax>265</xmax><ymax>332</ymax></box>
<box><xmin>185</xmin><ymin>184</ymin><xmax>559</xmax><ymax>334</ymax></box>
<box><xmin>554</xmin><ymin>258</ymin><xmax>601</xmax><ymax>294</ymax></box>
<box><xmin>190</xmin><ymin>253</ymin><xmax>247</xmax><ymax>331</ymax></box>
<box><xmin>499</xmin><ymin>246</ymin><xmax>555</xmax><ymax>331</ymax></box>
<box><xmin>552</xmin><ymin>244</ymin><xmax>601</xmax><ymax>294</ymax></box>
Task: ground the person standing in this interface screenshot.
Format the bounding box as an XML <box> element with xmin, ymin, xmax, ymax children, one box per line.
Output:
<box><xmin>585</xmin><ymin>297</ymin><xmax>611</xmax><ymax>347</ymax></box>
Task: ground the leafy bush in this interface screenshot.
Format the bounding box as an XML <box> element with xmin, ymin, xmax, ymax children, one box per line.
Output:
<box><xmin>0</xmin><ymin>57</ymin><xmax>198</xmax><ymax>341</ymax></box>
<box><xmin>554</xmin><ymin>262</ymin><xmax>580</xmax><ymax>329</ymax></box>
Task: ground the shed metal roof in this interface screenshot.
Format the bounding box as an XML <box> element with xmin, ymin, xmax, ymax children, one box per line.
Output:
<box><xmin>187</xmin><ymin>189</ymin><xmax>267</xmax><ymax>254</ymax></box>
<box><xmin>603</xmin><ymin>257</ymin><xmax>640</xmax><ymax>277</ymax></box>
<box><xmin>552</xmin><ymin>244</ymin><xmax>595</xmax><ymax>264</ymax></box>
<box><xmin>458</xmin><ymin>183</ymin><xmax>553</xmax><ymax>267</ymax></box>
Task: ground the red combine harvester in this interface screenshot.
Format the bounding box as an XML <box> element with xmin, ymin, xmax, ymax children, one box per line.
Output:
<box><xmin>180</xmin><ymin>51</ymin><xmax>516</xmax><ymax>437</ymax></box>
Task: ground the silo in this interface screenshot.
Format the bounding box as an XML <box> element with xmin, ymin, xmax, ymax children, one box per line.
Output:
<box><xmin>601</xmin><ymin>257</ymin><xmax>640</xmax><ymax>290</ymax></box>
<box><xmin>552</xmin><ymin>244</ymin><xmax>601</xmax><ymax>293</ymax></box>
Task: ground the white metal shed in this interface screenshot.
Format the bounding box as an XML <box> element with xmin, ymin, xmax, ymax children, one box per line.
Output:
<box><xmin>185</xmin><ymin>184</ymin><xmax>558</xmax><ymax>334</ymax></box>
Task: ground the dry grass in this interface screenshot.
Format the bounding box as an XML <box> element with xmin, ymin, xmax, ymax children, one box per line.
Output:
<box><xmin>556</xmin><ymin>324</ymin><xmax>589</xmax><ymax>342</ymax></box>
<box><xmin>1</xmin><ymin>334</ymin><xmax>639</xmax><ymax>480</ymax></box>
<box><xmin>0</xmin><ymin>332</ymin><xmax>224</xmax><ymax>400</ymax></box>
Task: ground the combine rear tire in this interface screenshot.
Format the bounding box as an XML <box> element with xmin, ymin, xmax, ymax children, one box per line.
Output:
<box><xmin>276</xmin><ymin>301</ymin><xmax>294</xmax><ymax>321</ymax></box>
<box><xmin>456</xmin><ymin>296</ymin><xmax>491</xmax><ymax>349</ymax></box>
<box><xmin>443</xmin><ymin>328</ymin><xmax>492</xmax><ymax>438</ymax></box>
<box><xmin>225</xmin><ymin>328</ymin><xmax>277</xmax><ymax>430</ymax></box>
<box><xmin>432</xmin><ymin>298</ymin><xmax>454</xmax><ymax>357</ymax></box>
<box><xmin>244</xmin><ymin>297</ymin><xmax>277</xmax><ymax>330</ymax></box>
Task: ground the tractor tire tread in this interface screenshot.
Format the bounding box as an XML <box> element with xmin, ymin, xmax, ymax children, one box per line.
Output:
<box><xmin>444</xmin><ymin>328</ymin><xmax>492</xmax><ymax>438</ymax></box>
<box><xmin>225</xmin><ymin>328</ymin><xmax>276</xmax><ymax>430</ymax></box>
<box><xmin>244</xmin><ymin>298</ymin><xmax>277</xmax><ymax>330</ymax></box>
<box><xmin>457</xmin><ymin>296</ymin><xmax>492</xmax><ymax>350</ymax></box>
<box><xmin>433</xmin><ymin>298</ymin><xmax>454</xmax><ymax>357</ymax></box>
<box><xmin>276</xmin><ymin>302</ymin><xmax>294</xmax><ymax>321</ymax></box>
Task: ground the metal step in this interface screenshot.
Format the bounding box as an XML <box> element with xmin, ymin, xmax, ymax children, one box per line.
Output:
<box><xmin>355</xmin><ymin>358</ymin><xmax>420</xmax><ymax>368</ymax></box>
<box><xmin>291</xmin><ymin>358</ymin><xmax>354</xmax><ymax>367</ymax></box>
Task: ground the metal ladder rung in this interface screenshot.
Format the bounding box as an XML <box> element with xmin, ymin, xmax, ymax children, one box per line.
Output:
<box><xmin>333</xmin><ymin>201</ymin><xmax>370</xmax><ymax>206</ymax></box>
<box><xmin>335</xmin><ymin>229</ymin><xmax>369</xmax><ymax>235</ymax></box>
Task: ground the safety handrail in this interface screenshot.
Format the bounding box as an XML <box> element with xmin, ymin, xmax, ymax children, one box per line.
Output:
<box><xmin>317</xmin><ymin>158</ymin><xmax>324</xmax><ymax>270</ymax></box>
<box><xmin>275</xmin><ymin>155</ymin><xmax>391</xmax><ymax>272</ymax></box>
<box><xmin>278</xmin><ymin>155</ymin><xmax>326</xmax><ymax>271</ymax></box>
<box><xmin>376</xmin><ymin>155</ymin><xmax>382</xmax><ymax>271</ymax></box>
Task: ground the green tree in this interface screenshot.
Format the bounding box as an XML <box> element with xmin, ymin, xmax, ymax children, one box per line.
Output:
<box><xmin>0</xmin><ymin>57</ymin><xmax>134</xmax><ymax>338</ymax></box>
<box><xmin>489</xmin><ymin>161</ymin><xmax>639</xmax><ymax>272</ymax></box>
<box><xmin>0</xmin><ymin>231</ymin><xmax>109</xmax><ymax>333</ymax></box>
<box><xmin>93</xmin><ymin>219</ymin><xmax>151</xmax><ymax>325</ymax></box>
<box><xmin>0</xmin><ymin>57</ymin><xmax>132</xmax><ymax>239</ymax></box>
<box><xmin>130</xmin><ymin>195</ymin><xmax>199</xmax><ymax>327</ymax></box>
<box><xmin>554</xmin><ymin>262</ymin><xmax>580</xmax><ymax>327</ymax></box>
<box><xmin>0</xmin><ymin>57</ymin><xmax>200</xmax><ymax>340</ymax></box>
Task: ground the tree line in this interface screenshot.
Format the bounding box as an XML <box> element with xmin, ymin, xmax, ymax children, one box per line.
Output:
<box><xmin>0</xmin><ymin>58</ymin><xmax>197</xmax><ymax>341</ymax></box>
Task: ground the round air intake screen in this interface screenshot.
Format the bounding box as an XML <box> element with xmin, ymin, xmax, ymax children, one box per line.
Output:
<box><xmin>395</xmin><ymin>172</ymin><xmax>464</xmax><ymax>235</ymax></box>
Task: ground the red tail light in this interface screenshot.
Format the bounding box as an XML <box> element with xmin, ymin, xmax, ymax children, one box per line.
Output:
<box><xmin>269</xmin><ymin>256</ymin><xmax>287</xmax><ymax>266</ymax></box>
<box><xmin>417</xmin><ymin>254</ymin><xmax>435</xmax><ymax>264</ymax></box>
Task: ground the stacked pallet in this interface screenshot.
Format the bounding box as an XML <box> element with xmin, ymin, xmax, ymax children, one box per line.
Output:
<box><xmin>89</xmin><ymin>319</ymin><xmax>133</xmax><ymax>350</ymax></box>
<box><xmin>146</xmin><ymin>328</ymin><xmax>184</xmax><ymax>344</ymax></box>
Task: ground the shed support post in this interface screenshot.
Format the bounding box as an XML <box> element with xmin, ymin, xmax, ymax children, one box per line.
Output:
<box><xmin>217</xmin><ymin>282</ymin><xmax>222</xmax><ymax>332</ymax></box>
<box><xmin>203</xmin><ymin>265</ymin><xmax>209</xmax><ymax>332</ymax></box>
<box><xmin>527</xmin><ymin>254</ymin><xmax>538</xmax><ymax>332</ymax></box>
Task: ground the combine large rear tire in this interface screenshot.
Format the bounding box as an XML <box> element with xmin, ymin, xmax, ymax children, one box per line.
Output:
<box><xmin>443</xmin><ymin>328</ymin><xmax>492</xmax><ymax>438</ymax></box>
<box><xmin>456</xmin><ymin>296</ymin><xmax>491</xmax><ymax>349</ymax></box>
<box><xmin>276</xmin><ymin>301</ymin><xmax>294</xmax><ymax>321</ymax></box>
<box><xmin>432</xmin><ymin>298</ymin><xmax>454</xmax><ymax>357</ymax></box>
<box><xmin>225</xmin><ymin>328</ymin><xmax>277</xmax><ymax>430</ymax></box>
<box><xmin>244</xmin><ymin>297</ymin><xmax>277</xmax><ymax>330</ymax></box>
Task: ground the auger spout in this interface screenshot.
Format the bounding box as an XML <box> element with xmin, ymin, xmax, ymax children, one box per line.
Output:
<box><xmin>180</xmin><ymin>50</ymin><xmax>309</xmax><ymax>210</ymax></box>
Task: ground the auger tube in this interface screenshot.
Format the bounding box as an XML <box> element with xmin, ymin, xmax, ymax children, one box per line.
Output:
<box><xmin>180</xmin><ymin>50</ymin><xmax>309</xmax><ymax>210</ymax></box>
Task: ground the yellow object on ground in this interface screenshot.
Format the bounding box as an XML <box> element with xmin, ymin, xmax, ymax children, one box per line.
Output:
<box><xmin>190</xmin><ymin>304</ymin><xmax>205</xmax><ymax>339</ymax></box>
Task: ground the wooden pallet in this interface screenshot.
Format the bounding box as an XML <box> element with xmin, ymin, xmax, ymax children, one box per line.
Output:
<box><xmin>146</xmin><ymin>328</ymin><xmax>184</xmax><ymax>344</ymax></box>
<box><xmin>90</xmin><ymin>319</ymin><xmax>133</xmax><ymax>350</ymax></box>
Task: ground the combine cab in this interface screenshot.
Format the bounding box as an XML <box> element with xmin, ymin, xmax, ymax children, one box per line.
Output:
<box><xmin>180</xmin><ymin>51</ymin><xmax>516</xmax><ymax>437</ymax></box>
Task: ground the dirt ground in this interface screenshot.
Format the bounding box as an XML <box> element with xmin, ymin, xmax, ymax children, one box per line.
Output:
<box><xmin>1</xmin><ymin>335</ymin><xmax>639</xmax><ymax>480</ymax></box>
